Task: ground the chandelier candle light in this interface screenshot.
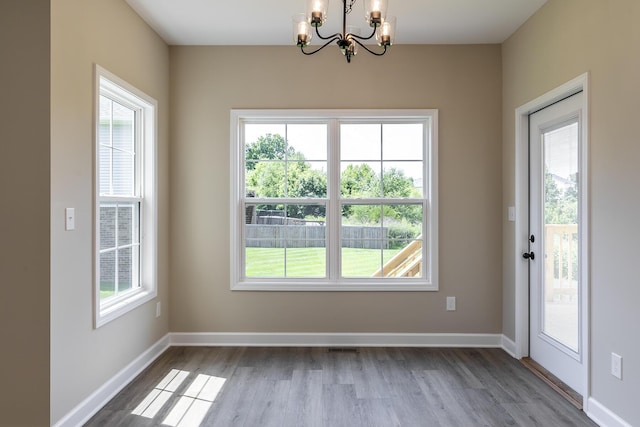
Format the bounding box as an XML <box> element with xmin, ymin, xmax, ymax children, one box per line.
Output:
<box><xmin>293</xmin><ymin>0</ymin><xmax>396</xmax><ymax>63</ymax></box>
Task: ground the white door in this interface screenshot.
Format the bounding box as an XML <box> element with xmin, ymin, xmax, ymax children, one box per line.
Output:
<box><xmin>528</xmin><ymin>92</ymin><xmax>584</xmax><ymax>394</ymax></box>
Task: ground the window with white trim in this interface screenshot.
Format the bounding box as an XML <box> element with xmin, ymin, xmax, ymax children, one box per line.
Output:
<box><xmin>95</xmin><ymin>65</ymin><xmax>157</xmax><ymax>327</ymax></box>
<box><xmin>231</xmin><ymin>110</ymin><xmax>438</xmax><ymax>291</ymax></box>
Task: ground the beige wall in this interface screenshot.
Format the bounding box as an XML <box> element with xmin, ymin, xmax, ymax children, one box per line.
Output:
<box><xmin>169</xmin><ymin>45</ymin><xmax>503</xmax><ymax>334</ymax></box>
<box><xmin>50</xmin><ymin>0</ymin><xmax>170</xmax><ymax>423</ymax></box>
<box><xmin>502</xmin><ymin>0</ymin><xmax>640</xmax><ymax>424</ymax></box>
<box><xmin>0</xmin><ymin>2</ymin><xmax>51</xmax><ymax>425</ymax></box>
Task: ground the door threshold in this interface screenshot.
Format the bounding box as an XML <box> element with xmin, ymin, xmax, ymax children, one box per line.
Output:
<box><xmin>520</xmin><ymin>357</ymin><xmax>583</xmax><ymax>410</ymax></box>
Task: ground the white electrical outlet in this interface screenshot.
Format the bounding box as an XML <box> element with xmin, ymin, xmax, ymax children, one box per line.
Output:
<box><xmin>611</xmin><ymin>353</ymin><xmax>622</xmax><ymax>380</ymax></box>
<box><xmin>156</xmin><ymin>301</ymin><xmax>161</xmax><ymax>318</ymax></box>
<box><xmin>446</xmin><ymin>296</ymin><xmax>456</xmax><ymax>311</ymax></box>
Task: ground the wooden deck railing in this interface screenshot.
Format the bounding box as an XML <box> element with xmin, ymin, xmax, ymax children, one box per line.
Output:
<box><xmin>374</xmin><ymin>237</ymin><xmax>422</xmax><ymax>278</ymax></box>
<box><xmin>544</xmin><ymin>224</ymin><xmax>578</xmax><ymax>302</ymax></box>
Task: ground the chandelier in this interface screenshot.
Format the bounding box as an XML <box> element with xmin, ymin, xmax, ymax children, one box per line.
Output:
<box><xmin>293</xmin><ymin>0</ymin><xmax>396</xmax><ymax>63</ymax></box>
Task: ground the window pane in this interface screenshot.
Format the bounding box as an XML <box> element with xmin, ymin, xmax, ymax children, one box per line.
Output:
<box><xmin>112</xmin><ymin>101</ymin><xmax>135</xmax><ymax>152</ymax></box>
<box><xmin>246</xmin><ymin>161</ymin><xmax>286</xmax><ymax>198</ymax></box>
<box><xmin>244</xmin><ymin>125</ymin><xmax>286</xmax><ymax>151</ymax></box>
<box><xmin>286</xmin><ymin>248</ymin><xmax>326</xmax><ymax>278</ymax></box>
<box><xmin>99</xmin><ymin>96</ymin><xmax>112</xmax><ymax>147</ymax></box>
<box><xmin>100</xmin><ymin>204</ymin><xmax>116</xmax><ymax>249</ymax></box>
<box><xmin>245</xmin><ymin>129</ymin><xmax>288</xmax><ymax>163</ymax></box>
<box><xmin>100</xmin><ymin>250</ymin><xmax>116</xmax><ymax>299</ymax></box>
<box><xmin>382</xmin><ymin>162</ymin><xmax>423</xmax><ymax>198</ymax></box>
<box><xmin>113</xmin><ymin>150</ymin><xmax>135</xmax><ymax>196</ymax></box>
<box><xmin>383</xmin><ymin>204</ymin><xmax>423</xmax><ymax>236</ymax></box>
<box><xmin>253</xmin><ymin>204</ymin><xmax>286</xmax><ymax>224</ymax></box>
<box><xmin>382</xmin><ymin>123</ymin><xmax>423</xmax><ymax>161</ymax></box>
<box><xmin>341</xmin><ymin>161</ymin><xmax>381</xmax><ymax>198</ymax></box>
<box><xmin>342</xmin><ymin>204</ymin><xmax>382</xmax><ymax>229</ymax></box>
<box><xmin>99</xmin><ymin>145</ymin><xmax>112</xmax><ymax>195</ymax></box>
<box><xmin>118</xmin><ymin>247</ymin><xmax>134</xmax><ymax>293</ymax></box>
<box><xmin>289</xmin><ymin>161</ymin><xmax>327</xmax><ymax>198</ymax></box>
<box><xmin>245</xmin><ymin>203</ymin><xmax>285</xmax><ymax>280</ymax></box>
<box><xmin>342</xmin><ymin>248</ymin><xmax>383</xmax><ymax>278</ymax></box>
<box><xmin>245</xmin><ymin>246</ymin><xmax>285</xmax><ymax>277</ymax></box>
<box><xmin>287</xmin><ymin>124</ymin><xmax>327</xmax><ymax>161</ymax></box>
<box><xmin>246</xmin><ymin>161</ymin><xmax>327</xmax><ymax>199</ymax></box>
<box><xmin>342</xmin><ymin>204</ymin><xmax>383</xmax><ymax>277</ymax></box>
<box><xmin>284</xmin><ymin>204</ymin><xmax>326</xmax><ymax>277</ymax></box>
<box><xmin>341</xmin><ymin>124</ymin><xmax>381</xmax><ymax>160</ymax></box>
<box><xmin>117</xmin><ymin>203</ymin><xmax>139</xmax><ymax>246</ymax></box>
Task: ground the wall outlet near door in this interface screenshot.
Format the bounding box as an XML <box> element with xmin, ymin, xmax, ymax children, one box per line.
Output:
<box><xmin>611</xmin><ymin>353</ymin><xmax>622</xmax><ymax>379</ymax></box>
<box><xmin>446</xmin><ymin>296</ymin><xmax>456</xmax><ymax>311</ymax></box>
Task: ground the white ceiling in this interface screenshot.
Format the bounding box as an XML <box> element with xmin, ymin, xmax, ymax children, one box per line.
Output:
<box><xmin>125</xmin><ymin>0</ymin><xmax>547</xmax><ymax>46</ymax></box>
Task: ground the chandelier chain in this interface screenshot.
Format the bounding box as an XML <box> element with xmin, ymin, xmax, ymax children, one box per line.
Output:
<box><xmin>345</xmin><ymin>0</ymin><xmax>357</xmax><ymax>14</ymax></box>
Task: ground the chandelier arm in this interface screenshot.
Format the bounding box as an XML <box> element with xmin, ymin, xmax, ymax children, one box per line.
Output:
<box><xmin>300</xmin><ymin>37</ymin><xmax>342</xmax><ymax>55</ymax></box>
<box><xmin>352</xmin><ymin>38</ymin><xmax>388</xmax><ymax>56</ymax></box>
<box><xmin>348</xmin><ymin>23</ymin><xmax>378</xmax><ymax>41</ymax></box>
<box><xmin>314</xmin><ymin>24</ymin><xmax>343</xmax><ymax>41</ymax></box>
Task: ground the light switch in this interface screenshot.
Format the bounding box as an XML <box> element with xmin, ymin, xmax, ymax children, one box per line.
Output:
<box><xmin>65</xmin><ymin>208</ymin><xmax>75</xmax><ymax>231</ymax></box>
<box><xmin>508</xmin><ymin>206</ymin><xmax>515</xmax><ymax>222</ymax></box>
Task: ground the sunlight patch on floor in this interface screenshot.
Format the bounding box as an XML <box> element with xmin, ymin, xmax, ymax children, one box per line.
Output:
<box><xmin>131</xmin><ymin>368</ymin><xmax>226</xmax><ymax>427</ymax></box>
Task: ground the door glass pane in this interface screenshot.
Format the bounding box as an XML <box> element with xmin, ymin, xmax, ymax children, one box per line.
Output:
<box><xmin>542</xmin><ymin>121</ymin><xmax>579</xmax><ymax>352</ymax></box>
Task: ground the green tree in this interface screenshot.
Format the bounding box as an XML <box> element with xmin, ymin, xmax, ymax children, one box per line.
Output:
<box><xmin>245</xmin><ymin>133</ymin><xmax>296</xmax><ymax>170</ymax></box>
<box><xmin>340</xmin><ymin>163</ymin><xmax>378</xmax><ymax>197</ymax></box>
<box><xmin>544</xmin><ymin>171</ymin><xmax>578</xmax><ymax>225</ymax></box>
<box><xmin>340</xmin><ymin>166</ymin><xmax>422</xmax><ymax>225</ymax></box>
<box><xmin>246</xmin><ymin>135</ymin><xmax>327</xmax><ymax>218</ymax></box>
<box><xmin>246</xmin><ymin>135</ymin><xmax>422</xmax><ymax>226</ymax></box>
<box><xmin>382</xmin><ymin>167</ymin><xmax>420</xmax><ymax>198</ymax></box>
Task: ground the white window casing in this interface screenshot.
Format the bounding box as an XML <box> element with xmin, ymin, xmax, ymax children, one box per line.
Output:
<box><xmin>94</xmin><ymin>65</ymin><xmax>158</xmax><ymax>327</ymax></box>
<box><xmin>230</xmin><ymin>109</ymin><xmax>438</xmax><ymax>291</ymax></box>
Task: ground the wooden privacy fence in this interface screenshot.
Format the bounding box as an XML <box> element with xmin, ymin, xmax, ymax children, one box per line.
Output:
<box><xmin>245</xmin><ymin>224</ymin><xmax>389</xmax><ymax>249</ymax></box>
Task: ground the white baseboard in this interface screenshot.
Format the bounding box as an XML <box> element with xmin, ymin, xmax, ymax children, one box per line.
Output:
<box><xmin>501</xmin><ymin>334</ymin><xmax>517</xmax><ymax>358</ymax></box>
<box><xmin>586</xmin><ymin>397</ymin><xmax>632</xmax><ymax>427</ymax></box>
<box><xmin>52</xmin><ymin>335</ymin><xmax>170</xmax><ymax>427</ymax></box>
<box><xmin>168</xmin><ymin>332</ymin><xmax>504</xmax><ymax>348</ymax></box>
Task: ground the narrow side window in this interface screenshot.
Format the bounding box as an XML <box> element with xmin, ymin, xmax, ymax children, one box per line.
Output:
<box><xmin>95</xmin><ymin>65</ymin><xmax>157</xmax><ymax>327</ymax></box>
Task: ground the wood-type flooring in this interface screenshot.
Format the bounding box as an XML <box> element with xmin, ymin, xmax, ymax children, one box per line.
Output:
<box><xmin>85</xmin><ymin>346</ymin><xmax>598</xmax><ymax>427</ymax></box>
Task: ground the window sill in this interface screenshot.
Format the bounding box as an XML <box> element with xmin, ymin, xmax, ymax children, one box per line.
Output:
<box><xmin>95</xmin><ymin>288</ymin><xmax>157</xmax><ymax>328</ymax></box>
<box><xmin>232</xmin><ymin>280</ymin><xmax>437</xmax><ymax>292</ymax></box>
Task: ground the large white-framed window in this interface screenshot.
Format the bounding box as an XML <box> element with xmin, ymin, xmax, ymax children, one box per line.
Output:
<box><xmin>95</xmin><ymin>65</ymin><xmax>157</xmax><ymax>327</ymax></box>
<box><xmin>230</xmin><ymin>109</ymin><xmax>438</xmax><ymax>291</ymax></box>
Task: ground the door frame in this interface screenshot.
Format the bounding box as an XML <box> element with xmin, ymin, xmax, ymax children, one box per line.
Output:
<box><xmin>513</xmin><ymin>73</ymin><xmax>590</xmax><ymax>405</ymax></box>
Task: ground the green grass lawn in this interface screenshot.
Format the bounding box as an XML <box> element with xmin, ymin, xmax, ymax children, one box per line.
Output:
<box><xmin>246</xmin><ymin>247</ymin><xmax>399</xmax><ymax>277</ymax></box>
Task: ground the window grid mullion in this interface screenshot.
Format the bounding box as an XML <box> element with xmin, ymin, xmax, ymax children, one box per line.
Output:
<box><xmin>113</xmin><ymin>202</ymin><xmax>119</xmax><ymax>296</ymax></box>
<box><xmin>109</xmin><ymin>100</ymin><xmax>114</xmax><ymax>196</ymax></box>
<box><xmin>329</xmin><ymin>119</ymin><xmax>341</xmax><ymax>281</ymax></box>
<box><xmin>379</xmin><ymin>124</ymin><xmax>385</xmax><ymax>275</ymax></box>
<box><xmin>284</xmin><ymin>125</ymin><xmax>289</xmax><ymax>277</ymax></box>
